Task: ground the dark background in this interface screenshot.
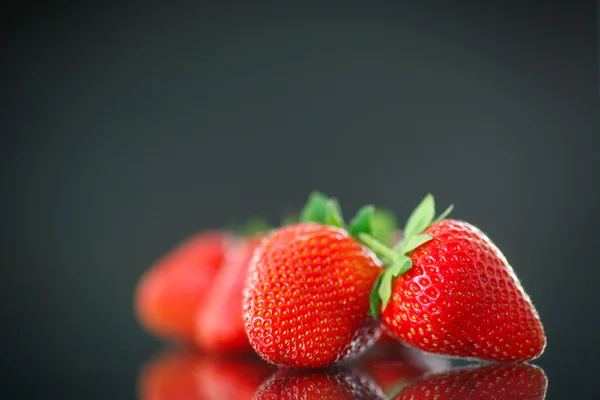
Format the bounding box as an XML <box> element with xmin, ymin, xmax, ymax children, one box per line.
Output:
<box><xmin>2</xmin><ymin>2</ymin><xmax>599</xmax><ymax>399</ymax></box>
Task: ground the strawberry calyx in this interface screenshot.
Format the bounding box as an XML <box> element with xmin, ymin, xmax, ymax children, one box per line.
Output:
<box><xmin>237</xmin><ymin>217</ymin><xmax>272</xmax><ymax>237</ymax></box>
<box><xmin>299</xmin><ymin>192</ymin><xmax>398</xmax><ymax>246</ymax></box>
<box><xmin>362</xmin><ymin>194</ymin><xmax>454</xmax><ymax>318</ymax></box>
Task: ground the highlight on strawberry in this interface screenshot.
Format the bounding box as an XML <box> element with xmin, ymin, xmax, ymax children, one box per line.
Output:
<box><xmin>363</xmin><ymin>194</ymin><xmax>546</xmax><ymax>362</ymax></box>
<box><xmin>243</xmin><ymin>192</ymin><xmax>397</xmax><ymax>368</ymax></box>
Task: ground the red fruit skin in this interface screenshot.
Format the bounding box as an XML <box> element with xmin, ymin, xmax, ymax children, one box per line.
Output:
<box><xmin>195</xmin><ymin>354</ymin><xmax>277</xmax><ymax>400</ymax></box>
<box><xmin>382</xmin><ymin>220</ymin><xmax>546</xmax><ymax>362</ymax></box>
<box><xmin>137</xmin><ymin>351</ymin><xmax>203</xmax><ymax>400</ymax></box>
<box><xmin>253</xmin><ymin>368</ymin><xmax>385</xmax><ymax>400</ymax></box>
<box><xmin>393</xmin><ymin>363</ymin><xmax>548</xmax><ymax>400</ymax></box>
<box><xmin>135</xmin><ymin>231</ymin><xmax>228</xmax><ymax>343</ymax></box>
<box><xmin>138</xmin><ymin>350</ymin><xmax>275</xmax><ymax>400</ymax></box>
<box><xmin>194</xmin><ymin>236</ymin><xmax>262</xmax><ymax>353</ymax></box>
<box><xmin>243</xmin><ymin>223</ymin><xmax>383</xmax><ymax>368</ymax></box>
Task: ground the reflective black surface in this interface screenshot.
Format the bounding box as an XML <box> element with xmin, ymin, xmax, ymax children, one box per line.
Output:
<box><xmin>136</xmin><ymin>345</ymin><xmax>549</xmax><ymax>399</ymax></box>
<box><xmin>3</xmin><ymin>2</ymin><xmax>598</xmax><ymax>399</ymax></box>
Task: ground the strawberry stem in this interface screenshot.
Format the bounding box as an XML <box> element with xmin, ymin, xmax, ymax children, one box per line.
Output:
<box><xmin>299</xmin><ymin>192</ymin><xmax>398</xmax><ymax>247</ymax></box>
<box><xmin>368</xmin><ymin>194</ymin><xmax>454</xmax><ymax>319</ymax></box>
<box><xmin>358</xmin><ymin>233</ymin><xmax>398</xmax><ymax>265</ymax></box>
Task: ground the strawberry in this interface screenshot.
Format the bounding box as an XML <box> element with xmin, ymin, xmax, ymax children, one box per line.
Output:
<box><xmin>195</xmin><ymin>353</ymin><xmax>277</xmax><ymax>399</ymax></box>
<box><xmin>362</xmin><ymin>194</ymin><xmax>546</xmax><ymax>362</ymax></box>
<box><xmin>194</xmin><ymin>235</ymin><xmax>262</xmax><ymax>353</ymax></box>
<box><xmin>253</xmin><ymin>367</ymin><xmax>385</xmax><ymax>400</ymax></box>
<box><xmin>138</xmin><ymin>350</ymin><xmax>275</xmax><ymax>400</ymax></box>
<box><xmin>243</xmin><ymin>193</ymin><xmax>391</xmax><ymax>368</ymax></box>
<box><xmin>392</xmin><ymin>363</ymin><xmax>547</xmax><ymax>400</ymax></box>
<box><xmin>137</xmin><ymin>350</ymin><xmax>204</xmax><ymax>400</ymax></box>
<box><xmin>134</xmin><ymin>231</ymin><xmax>229</xmax><ymax>343</ymax></box>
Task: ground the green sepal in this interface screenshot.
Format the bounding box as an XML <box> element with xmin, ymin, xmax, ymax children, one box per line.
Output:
<box><xmin>366</xmin><ymin>193</ymin><xmax>452</xmax><ymax>319</ymax></box>
<box><xmin>358</xmin><ymin>233</ymin><xmax>398</xmax><ymax>265</ymax></box>
<box><xmin>402</xmin><ymin>194</ymin><xmax>435</xmax><ymax>247</ymax></box>
<box><xmin>371</xmin><ymin>209</ymin><xmax>397</xmax><ymax>246</ymax></box>
<box><xmin>237</xmin><ymin>217</ymin><xmax>271</xmax><ymax>237</ymax></box>
<box><xmin>433</xmin><ymin>204</ymin><xmax>454</xmax><ymax>224</ymax></box>
<box><xmin>377</xmin><ymin>255</ymin><xmax>412</xmax><ymax>312</ymax></box>
<box><xmin>378</xmin><ymin>270</ymin><xmax>394</xmax><ymax>313</ymax></box>
<box><xmin>300</xmin><ymin>192</ymin><xmax>329</xmax><ymax>224</ymax></box>
<box><xmin>324</xmin><ymin>198</ymin><xmax>345</xmax><ymax>228</ymax></box>
<box><xmin>402</xmin><ymin>233</ymin><xmax>433</xmax><ymax>254</ymax></box>
<box><xmin>369</xmin><ymin>274</ymin><xmax>384</xmax><ymax>318</ymax></box>
<box><xmin>348</xmin><ymin>205</ymin><xmax>375</xmax><ymax>238</ymax></box>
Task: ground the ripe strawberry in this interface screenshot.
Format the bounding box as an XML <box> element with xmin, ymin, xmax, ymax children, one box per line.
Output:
<box><xmin>195</xmin><ymin>353</ymin><xmax>277</xmax><ymax>399</ymax></box>
<box><xmin>134</xmin><ymin>231</ymin><xmax>229</xmax><ymax>343</ymax></box>
<box><xmin>194</xmin><ymin>235</ymin><xmax>262</xmax><ymax>353</ymax></box>
<box><xmin>137</xmin><ymin>350</ymin><xmax>203</xmax><ymax>400</ymax></box>
<box><xmin>243</xmin><ymin>193</ymin><xmax>388</xmax><ymax>368</ymax></box>
<box><xmin>363</xmin><ymin>194</ymin><xmax>546</xmax><ymax>362</ymax></box>
<box><xmin>253</xmin><ymin>368</ymin><xmax>385</xmax><ymax>400</ymax></box>
<box><xmin>138</xmin><ymin>350</ymin><xmax>275</xmax><ymax>400</ymax></box>
<box><xmin>392</xmin><ymin>363</ymin><xmax>547</xmax><ymax>400</ymax></box>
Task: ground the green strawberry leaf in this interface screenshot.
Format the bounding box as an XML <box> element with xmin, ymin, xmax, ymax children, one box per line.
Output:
<box><xmin>238</xmin><ymin>217</ymin><xmax>271</xmax><ymax>237</ymax></box>
<box><xmin>396</xmin><ymin>256</ymin><xmax>413</xmax><ymax>275</ymax></box>
<box><xmin>369</xmin><ymin>273</ymin><xmax>384</xmax><ymax>318</ymax></box>
<box><xmin>378</xmin><ymin>269</ymin><xmax>394</xmax><ymax>311</ymax></box>
<box><xmin>402</xmin><ymin>193</ymin><xmax>436</xmax><ymax>245</ymax></box>
<box><xmin>300</xmin><ymin>192</ymin><xmax>329</xmax><ymax>224</ymax></box>
<box><xmin>389</xmin><ymin>255</ymin><xmax>412</xmax><ymax>276</ymax></box>
<box><xmin>324</xmin><ymin>198</ymin><xmax>345</xmax><ymax>228</ymax></box>
<box><xmin>402</xmin><ymin>233</ymin><xmax>433</xmax><ymax>254</ymax></box>
<box><xmin>349</xmin><ymin>205</ymin><xmax>375</xmax><ymax>238</ymax></box>
<box><xmin>433</xmin><ymin>204</ymin><xmax>454</xmax><ymax>224</ymax></box>
<box><xmin>371</xmin><ymin>209</ymin><xmax>397</xmax><ymax>246</ymax></box>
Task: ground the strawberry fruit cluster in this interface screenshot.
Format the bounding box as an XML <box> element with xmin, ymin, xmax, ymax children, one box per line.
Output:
<box><xmin>135</xmin><ymin>191</ymin><xmax>546</xmax><ymax>370</ymax></box>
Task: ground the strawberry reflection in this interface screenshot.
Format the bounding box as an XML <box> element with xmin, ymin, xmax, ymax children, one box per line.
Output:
<box><xmin>138</xmin><ymin>349</ymin><xmax>276</xmax><ymax>400</ymax></box>
<box><xmin>392</xmin><ymin>363</ymin><xmax>547</xmax><ymax>400</ymax></box>
<box><xmin>253</xmin><ymin>367</ymin><xmax>385</xmax><ymax>400</ymax></box>
<box><xmin>355</xmin><ymin>342</ymin><xmax>452</xmax><ymax>396</ymax></box>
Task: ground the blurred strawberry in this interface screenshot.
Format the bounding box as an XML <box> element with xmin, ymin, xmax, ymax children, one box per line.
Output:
<box><xmin>135</xmin><ymin>231</ymin><xmax>229</xmax><ymax>343</ymax></box>
<box><xmin>196</xmin><ymin>353</ymin><xmax>276</xmax><ymax>400</ymax></box>
<box><xmin>194</xmin><ymin>235</ymin><xmax>263</xmax><ymax>352</ymax></box>
<box><xmin>254</xmin><ymin>367</ymin><xmax>385</xmax><ymax>400</ymax></box>
<box><xmin>392</xmin><ymin>363</ymin><xmax>547</xmax><ymax>400</ymax></box>
<box><xmin>138</xmin><ymin>349</ymin><xmax>275</xmax><ymax>400</ymax></box>
<box><xmin>356</xmin><ymin>344</ymin><xmax>451</xmax><ymax>395</ymax></box>
<box><xmin>138</xmin><ymin>350</ymin><xmax>204</xmax><ymax>400</ymax></box>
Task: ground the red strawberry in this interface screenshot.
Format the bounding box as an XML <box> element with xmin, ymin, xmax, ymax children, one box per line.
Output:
<box><xmin>392</xmin><ymin>363</ymin><xmax>547</xmax><ymax>400</ymax></box>
<box><xmin>138</xmin><ymin>350</ymin><xmax>275</xmax><ymax>400</ymax></box>
<box><xmin>194</xmin><ymin>235</ymin><xmax>262</xmax><ymax>353</ymax></box>
<box><xmin>195</xmin><ymin>353</ymin><xmax>277</xmax><ymax>399</ymax></box>
<box><xmin>134</xmin><ymin>231</ymin><xmax>229</xmax><ymax>343</ymax></box>
<box><xmin>356</xmin><ymin>345</ymin><xmax>451</xmax><ymax>395</ymax></box>
<box><xmin>243</xmin><ymin>193</ymin><xmax>386</xmax><ymax>368</ymax></box>
<box><xmin>363</xmin><ymin>195</ymin><xmax>546</xmax><ymax>362</ymax></box>
<box><xmin>137</xmin><ymin>350</ymin><xmax>204</xmax><ymax>400</ymax></box>
<box><xmin>253</xmin><ymin>367</ymin><xmax>385</xmax><ymax>400</ymax></box>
